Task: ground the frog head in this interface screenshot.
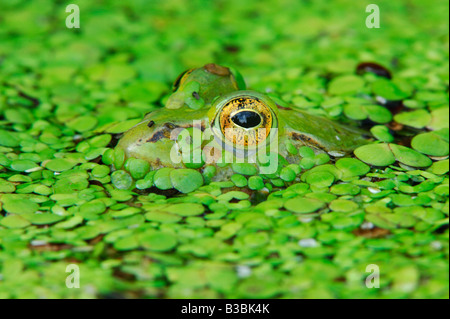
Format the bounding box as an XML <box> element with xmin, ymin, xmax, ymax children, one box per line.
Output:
<box><xmin>116</xmin><ymin>64</ymin><xmax>370</xmax><ymax>179</ymax></box>
<box><xmin>116</xmin><ymin>64</ymin><xmax>247</xmax><ymax>170</ymax></box>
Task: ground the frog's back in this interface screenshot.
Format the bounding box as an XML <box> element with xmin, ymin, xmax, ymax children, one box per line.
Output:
<box><xmin>278</xmin><ymin>108</ymin><xmax>370</xmax><ymax>154</ymax></box>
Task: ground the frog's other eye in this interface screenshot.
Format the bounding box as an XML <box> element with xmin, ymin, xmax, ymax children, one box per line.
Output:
<box><xmin>211</xmin><ymin>91</ymin><xmax>278</xmax><ymax>148</ymax></box>
<box><xmin>172</xmin><ymin>69</ymin><xmax>193</xmax><ymax>92</ymax></box>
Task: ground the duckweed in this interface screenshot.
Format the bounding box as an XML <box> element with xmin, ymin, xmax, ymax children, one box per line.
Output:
<box><xmin>0</xmin><ymin>0</ymin><xmax>448</xmax><ymax>300</ymax></box>
<box><xmin>411</xmin><ymin>132</ymin><xmax>449</xmax><ymax>157</ymax></box>
<box><xmin>170</xmin><ymin>168</ymin><xmax>204</xmax><ymax>193</ymax></box>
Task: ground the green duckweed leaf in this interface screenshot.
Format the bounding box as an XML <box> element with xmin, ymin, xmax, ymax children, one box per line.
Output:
<box><xmin>284</xmin><ymin>197</ymin><xmax>325</xmax><ymax>214</ymax></box>
<box><xmin>141</xmin><ymin>232</ymin><xmax>177</xmax><ymax>252</ymax></box>
<box><xmin>389</xmin><ymin>144</ymin><xmax>432</xmax><ymax>168</ymax></box>
<box><xmin>411</xmin><ymin>132</ymin><xmax>449</xmax><ymax>156</ymax></box>
<box><xmin>170</xmin><ymin>169</ymin><xmax>204</xmax><ymax>193</ymax></box>
<box><xmin>394</xmin><ymin>110</ymin><xmax>432</xmax><ymax>129</ymax></box>
<box><xmin>354</xmin><ymin>143</ymin><xmax>396</xmax><ymax>167</ymax></box>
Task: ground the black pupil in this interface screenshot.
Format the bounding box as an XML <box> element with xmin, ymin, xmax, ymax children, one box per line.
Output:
<box><xmin>231</xmin><ymin>111</ymin><xmax>261</xmax><ymax>129</ymax></box>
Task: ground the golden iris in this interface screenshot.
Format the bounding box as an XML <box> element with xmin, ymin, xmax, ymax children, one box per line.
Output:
<box><xmin>212</xmin><ymin>92</ymin><xmax>277</xmax><ymax>147</ymax></box>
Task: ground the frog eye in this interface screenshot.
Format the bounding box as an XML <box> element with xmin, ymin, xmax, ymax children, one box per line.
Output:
<box><xmin>211</xmin><ymin>91</ymin><xmax>278</xmax><ymax>148</ymax></box>
<box><xmin>172</xmin><ymin>69</ymin><xmax>194</xmax><ymax>92</ymax></box>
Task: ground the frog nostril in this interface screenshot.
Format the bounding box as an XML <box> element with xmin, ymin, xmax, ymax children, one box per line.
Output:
<box><xmin>192</xmin><ymin>91</ymin><xmax>200</xmax><ymax>100</ymax></box>
<box><xmin>231</xmin><ymin>110</ymin><xmax>262</xmax><ymax>129</ymax></box>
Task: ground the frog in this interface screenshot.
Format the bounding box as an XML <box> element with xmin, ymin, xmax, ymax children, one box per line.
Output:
<box><xmin>116</xmin><ymin>63</ymin><xmax>370</xmax><ymax>181</ymax></box>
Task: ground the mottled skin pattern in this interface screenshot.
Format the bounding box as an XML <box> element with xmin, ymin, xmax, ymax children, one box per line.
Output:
<box><xmin>117</xmin><ymin>64</ymin><xmax>370</xmax><ymax>173</ymax></box>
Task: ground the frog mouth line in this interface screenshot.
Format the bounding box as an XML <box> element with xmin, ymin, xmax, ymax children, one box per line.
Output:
<box><xmin>290</xmin><ymin>132</ymin><xmax>324</xmax><ymax>150</ymax></box>
<box><xmin>145</xmin><ymin>123</ymin><xmax>180</xmax><ymax>143</ymax></box>
<box><xmin>143</xmin><ymin>121</ymin><xmax>207</xmax><ymax>144</ymax></box>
